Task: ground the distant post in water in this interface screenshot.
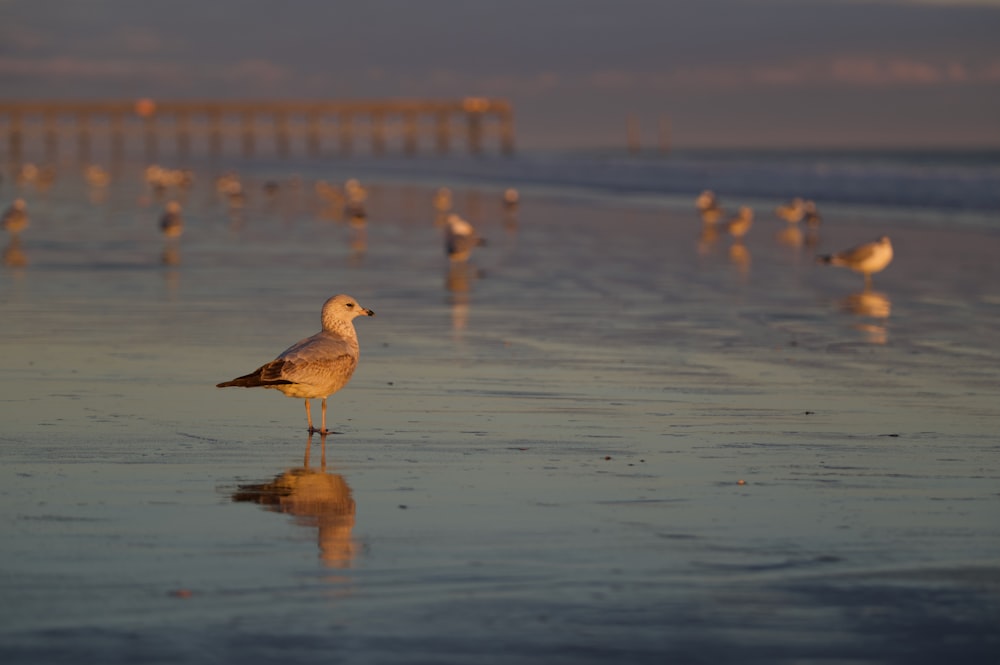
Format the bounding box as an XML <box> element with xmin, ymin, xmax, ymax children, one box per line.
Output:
<box><xmin>110</xmin><ymin>112</ymin><xmax>125</xmax><ymax>163</ymax></box>
<box><xmin>371</xmin><ymin>111</ymin><xmax>386</xmax><ymax>155</ymax></box>
<box><xmin>77</xmin><ymin>112</ymin><xmax>91</xmax><ymax>164</ymax></box>
<box><xmin>627</xmin><ymin>114</ymin><xmax>640</xmax><ymax>154</ymax></box>
<box><xmin>275</xmin><ymin>111</ymin><xmax>290</xmax><ymax>157</ymax></box>
<box><xmin>209</xmin><ymin>109</ymin><xmax>223</xmax><ymax>158</ymax></box>
<box><xmin>241</xmin><ymin>111</ymin><xmax>255</xmax><ymax>158</ymax></box>
<box><xmin>658</xmin><ymin>114</ymin><xmax>671</xmax><ymax>154</ymax></box>
<box><xmin>136</xmin><ymin>99</ymin><xmax>158</xmax><ymax>163</ymax></box>
<box><xmin>500</xmin><ymin>108</ymin><xmax>515</xmax><ymax>155</ymax></box>
<box><xmin>306</xmin><ymin>111</ymin><xmax>321</xmax><ymax>157</ymax></box>
<box><xmin>8</xmin><ymin>110</ymin><xmax>22</xmax><ymax>162</ymax></box>
<box><xmin>435</xmin><ymin>111</ymin><xmax>450</xmax><ymax>155</ymax></box>
<box><xmin>403</xmin><ymin>111</ymin><xmax>418</xmax><ymax>156</ymax></box>
<box><xmin>177</xmin><ymin>111</ymin><xmax>191</xmax><ymax>160</ymax></box>
<box><xmin>43</xmin><ymin>112</ymin><xmax>58</xmax><ymax>163</ymax></box>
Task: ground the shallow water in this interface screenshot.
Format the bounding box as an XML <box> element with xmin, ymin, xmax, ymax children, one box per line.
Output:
<box><xmin>1</xmin><ymin>165</ymin><xmax>999</xmax><ymax>663</ymax></box>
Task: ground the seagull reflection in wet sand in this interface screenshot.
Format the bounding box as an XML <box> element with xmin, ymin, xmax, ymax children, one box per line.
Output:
<box><xmin>232</xmin><ymin>432</ymin><xmax>357</xmax><ymax>569</ymax></box>
<box><xmin>840</xmin><ymin>289</ymin><xmax>892</xmax><ymax>344</ymax></box>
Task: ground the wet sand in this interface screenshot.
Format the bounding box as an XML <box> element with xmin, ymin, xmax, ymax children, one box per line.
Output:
<box><xmin>2</xmin><ymin>170</ymin><xmax>999</xmax><ymax>663</ymax></box>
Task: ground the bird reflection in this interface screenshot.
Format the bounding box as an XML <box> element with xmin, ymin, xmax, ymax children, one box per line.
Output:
<box><xmin>348</xmin><ymin>213</ymin><xmax>367</xmax><ymax>265</ymax></box>
<box><xmin>161</xmin><ymin>243</ymin><xmax>181</xmax><ymax>266</ymax></box>
<box><xmin>839</xmin><ymin>289</ymin><xmax>891</xmax><ymax>344</ymax></box>
<box><xmin>232</xmin><ymin>432</ymin><xmax>358</xmax><ymax>569</ymax></box>
<box><xmin>3</xmin><ymin>235</ymin><xmax>28</xmax><ymax>268</ymax></box>
<box><xmin>446</xmin><ymin>261</ymin><xmax>481</xmax><ymax>337</ymax></box>
<box><xmin>729</xmin><ymin>242</ymin><xmax>751</xmax><ymax>277</ymax></box>
<box><xmin>841</xmin><ymin>289</ymin><xmax>891</xmax><ymax>319</ymax></box>
<box><xmin>775</xmin><ymin>223</ymin><xmax>804</xmax><ymax>249</ymax></box>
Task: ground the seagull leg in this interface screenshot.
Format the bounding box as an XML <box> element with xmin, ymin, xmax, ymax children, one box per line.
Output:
<box><xmin>305</xmin><ymin>399</ymin><xmax>315</xmax><ymax>433</ymax></box>
<box><xmin>864</xmin><ymin>274</ymin><xmax>873</xmax><ymax>290</ymax></box>
<box><xmin>320</xmin><ymin>397</ymin><xmax>329</xmax><ymax>435</ymax></box>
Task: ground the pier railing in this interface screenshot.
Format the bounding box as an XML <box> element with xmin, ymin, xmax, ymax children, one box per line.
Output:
<box><xmin>0</xmin><ymin>98</ymin><xmax>515</xmax><ymax>163</ymax></box>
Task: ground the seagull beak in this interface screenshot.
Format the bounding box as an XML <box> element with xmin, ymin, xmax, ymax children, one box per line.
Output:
<box><xmin>364</xmin><ymin>308</ymin><xmax>375</xmax><ymax>317</ymax></box>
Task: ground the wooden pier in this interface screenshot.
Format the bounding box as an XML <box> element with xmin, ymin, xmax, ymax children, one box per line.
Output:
<box><xmin>0</xmin><ymin>98</ymin><xmax>515</xmax><ymax>163</ymax></box>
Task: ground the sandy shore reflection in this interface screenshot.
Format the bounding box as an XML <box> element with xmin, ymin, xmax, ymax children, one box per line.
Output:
<box><xmin>232</xmin><ymin>433</ymin><xmax>357</xmax><ymax>569</ymax></box>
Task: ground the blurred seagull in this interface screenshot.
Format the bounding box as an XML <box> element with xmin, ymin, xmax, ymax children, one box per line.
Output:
<box><xmin>159</xmin><ymin>201</ymin><xmax>184</xmax><ymax>239</ymax></box>
<box><xmin>2</xmin><ymin>199</ymin><xmax>29</xmax><ymax>234</ymax></box>
<box><xmin>775</xmin><ymin>198</ymin><xmax>806</xmax><ymax>223</ymax></box>
<box><xmin>697</xmin><ymin>190</ymin><xmax>724</xmax><ymax>224</ymax></box>
<box><xmin>726</xmin><ymin>206</ymin><xmax>754</xmax><ymax>240</ymax></box>
<box><xmin>804</xmin><ymin>200</ymin><xmax>822</xmax><ymax>227</ymax></box>
<box><xmin>817</xmin><ymin>236</ymin><xmax>893</xmax><ymax>288</ymax></box>
<box><xmin>433</xmin><ymin>187</ymin><xmax>453</xmax><ymax>213</ymax></box>
<box><xmin>217</xmin><ymin>294</ymin><xmax>375</xmax><ymax>435</ymax></box>
<box><xmin>445</xmin><ymin>213</ymin><xmax>485</xmax><ymax>261</ymax></box>
<box><xmin>502</xmin><ymin>188</ymin><xmax>520</xmax><ymax>211</ymax></box>
<box><xmin>696</xmin><ymin>190</ymin><xmax>717</xmax><ymax>212</ymax></box>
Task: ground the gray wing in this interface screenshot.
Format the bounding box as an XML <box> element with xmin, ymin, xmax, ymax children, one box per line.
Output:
<box><xmin>838</xmin><ymin>241</ymin><xmax>878</xmax><ymax>263</ymax></box>
<box><xmin>271</xmin><ymin>333</ymin><xmax>359</xmax><ymax>387</ymax></box>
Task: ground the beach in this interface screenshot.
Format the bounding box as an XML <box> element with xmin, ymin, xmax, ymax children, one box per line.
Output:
<box><xmin>1</xmin><ymin>157</ymin><xmax>999</xmax><ymax>664</ymax></box>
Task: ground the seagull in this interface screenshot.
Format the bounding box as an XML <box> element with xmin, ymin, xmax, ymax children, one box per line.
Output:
<box><xmin>159</xmin><ymin>201</ymin><xmax>183</xmax><ymax>239</ymax></box>
<box><xmin>696</xmin><ymin>190</ymin><xmax>717</xmax><ymax>212</ymax></box>
<box><xmin>804</xmin><ymin>200</ymin><xmax>821</xmax><ymax>227</ymax></box>
<box><xmin>217</xmin><ymin>294</ymin><xmax>375</xmax><ymax>434</ymax></box>
<box><xmin>2</xmin><ymin>199</ymin><xmax>29</xmax><ymax>234</ymax></box>
<box><xmin>776</xmin><ymin>198</ymin><xmax>806</xmax><ymax>223</ymax></box>
<box><xmin>726</xmin><ymin>206</ymin><xmax>754</xmax><ymax>240</ymax></box>
<box><xmin>502</xmin><ymin>188</ymin><xmax>520</xmax><ymax>211</ymax></box>
<box><xmin>817</xmin><ymin>236</ymin><xmax>893</xmax><ymax>288</ymax></box>
<box><xmin>697</xmin><ymin>190</ymin><xmax>724</xmax><ymax>224</ymax></box>
<box><xmin>445</xmin><ymin>213</ymin><xmax>485</xmax><ymax>261</ymax></box>
<box><xmin>433</xmin><ymin>187</ymin><xmax>453</xmax><ymax>212</ymax></box>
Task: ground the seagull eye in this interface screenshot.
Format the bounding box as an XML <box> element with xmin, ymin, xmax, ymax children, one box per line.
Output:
<box><xmin>345</xmin><ymin>303</ymin><xmax>354</xmax><ymax>308</ymax></box>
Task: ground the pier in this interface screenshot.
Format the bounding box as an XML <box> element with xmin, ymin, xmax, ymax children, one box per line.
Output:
<box><xmin>0</xmin><ymin>98</ymin><xmax>515</xmax><ymax>163</ymax></box>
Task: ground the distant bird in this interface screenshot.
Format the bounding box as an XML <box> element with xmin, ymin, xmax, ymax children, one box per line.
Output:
<box><xmin>697</xmin><ymin>190</ymin><xmax>724</xmax><ymax>224</ymax></box>
<box><xmin>2</xmin><ymin>199</ymin><xmax>29</xmax><ymax>234</ymax></box>
<box><xmin>775</xmin><ymin>198</ymin><xmax>806</xmax><ymax>223</ymax></box>
<box><xmin>217</xmin><ymin>295</ymin><xmax>375</xmax><ymax>434</ymax></box>
<box><xmin>696</xmin><ymin>190</ymin><xmax>718</xmax><ymax>212</ymax></box>
<box><xmin>84</xmin><ymin>164</ymin><xmax>111</xmax><ymax>188</ymax></box>
<box><xmin>159</xmin><ymin>201</ymin><xmax>184</xmax><ymax>239</ymax></box>
<box><xmin>726</xmin><ymin>206</ymin><xmax>754</xmax><ymax>240</ymax></box>
<box><xmin>502</xmin><ymin>188</ymin><xmax>520</xmax><ymax>211</ymax></box>
<box><xmin>817</xmin><ymin>236</ymin><xmax>893</xmax><ymax>288</ymax></box>
<box><xmin>344</xmin><ymin>178</ymin><xmax>368</xmax><ymax>219</ymax></box>
<box><xmin>804</xmin><ymin>200</ymin><xmax>821</xmax><ymax>227</ymax></box>
<box><xmin>433</xmin><ymin>187</ymin><xmax>453</xmax><ymax>213</ymax></box>
<box><xmin>445</xmin><ymin>213</ymin><xmax>485</xmax><ymax>261</ymax></box>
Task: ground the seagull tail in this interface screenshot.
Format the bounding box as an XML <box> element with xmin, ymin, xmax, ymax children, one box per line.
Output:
<box><xmin>216</xmin><ymin>373</ymin><xmax>263</xmax><ymax>388</ymax></box>
<box><xmin>215</xmin><ymin>365</ymin><xmax>293</xmax><ymax>388</ymax></box>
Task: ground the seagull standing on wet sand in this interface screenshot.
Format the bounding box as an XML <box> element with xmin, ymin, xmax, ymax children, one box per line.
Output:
<box><xmin>159</xmin><ymin>201</ymin><xmax>183</xmax><ymax>238</ymax></box>
<box><xmin>445</xmin><ymin>213</ymin><xmax>485</xmax><ymax>261</ymax></box>
<box><xmin>2</xmin><ymin>199</ymin><xmax>29</xmax><ymax>234</ymax></box>
<box><xmin>217</xmin><ymin>294</ymin><xmax>375</xmax><ymax>434</ymax></box>
<box><xmin>726</xmin><ymin>206</ymin><xmax>754</xmax><ymax>240</ymax></box>
<box><xmin>817</xmin><ymin>236</ymin><xmax>893</xmax><ymax>288</ymax></box>
<box><xmin>776</xmin><ymin>198</ymin><xmax>806</xmax><ymax>223</ymax></box>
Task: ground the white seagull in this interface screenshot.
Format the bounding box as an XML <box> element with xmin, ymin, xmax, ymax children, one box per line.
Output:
<box><xmin>217</xmin><ymin>294</ymin><xmax>375</xmax><ymax>434</ymax></box>
<box><xmin>2</xmin><ymin>199</ymin><xmax>29</xmax><ymax>234</ymax></box>
<box><xmin>817</xmin><ymin>236</ymin><xmax>894</xmax><ymax>288</ymax></box>
<box><xmin>445</xmin><ymin>213</ymin><xmax>485</xmax><ymax>261</ymax></box>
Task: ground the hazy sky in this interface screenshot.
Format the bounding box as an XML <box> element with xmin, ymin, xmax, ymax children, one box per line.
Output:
<box><xmin>2</xmin><ymin>0</ymin><xmax>999</xmax><ymax>149</ymax></box>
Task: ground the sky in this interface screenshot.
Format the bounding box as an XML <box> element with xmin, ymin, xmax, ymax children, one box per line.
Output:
<box><xmin>1</xmin><ymin>0</ymin><xmax>999</xmax><ymax>149</ymax></box>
